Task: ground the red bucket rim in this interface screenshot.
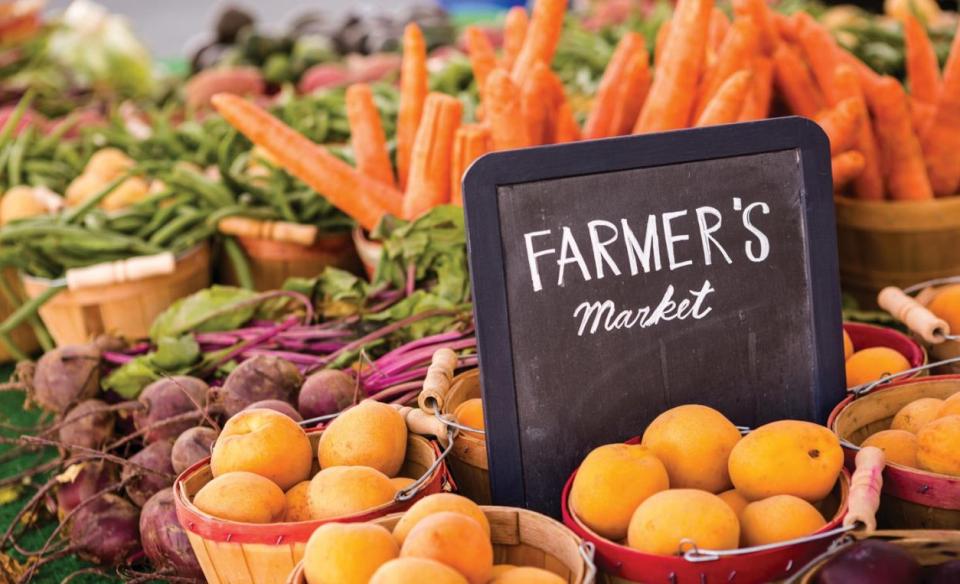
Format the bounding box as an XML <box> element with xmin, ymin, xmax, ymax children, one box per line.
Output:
<box><xmin>560</xmin><ymin>437</ymin><xmax>849</xmax><ymax>583</ymax></box>
<box><xmin>829</xmin><ymin>373</ymin><xmax>960</xmax><ymax>509</ymax></box>
<box><xmin>173</xmin><ymin>433</ymin><xmax>448</xmax><ymax>545</ymax></box>
<box><xmin>843</xmin><ymin>321</ymin><xmax>927</xmax><ymax>371</ymax></box>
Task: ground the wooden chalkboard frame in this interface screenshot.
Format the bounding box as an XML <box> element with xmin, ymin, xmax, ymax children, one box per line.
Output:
<box><xmin>462</xmin><ymin>116</ymin><xmax>841</xmax><ymax>510</ymax></box>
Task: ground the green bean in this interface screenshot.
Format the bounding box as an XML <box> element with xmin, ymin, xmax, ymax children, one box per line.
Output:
<box><xmin>222</xmin><ymin>237</ymin><xmax>254</xmax><ymax>290</ymax></box>
<box><xmin>172</xmin><ymin>223</ymin><xmax>215</xmax><ymax>254</ymax></box>
<box><xmin>136</xmin><ymin>204</ymin><xmax>180</xmax><ymax>238</ymax></box>
<box><xmin>0</xmin><ymin>284</ymin><xmax>64</xmax><ymax>338</ymax></box>
<box><xmin>0</xmin><ymin>273</ymin><xmax>54</xmax><ymax>352</ymax></box>
<box><xmin>205</xmin><ymin>205</ymin><xmax>278</xmax><ymax>228</ymax></box>
<box><xmin>60</xmin><ymin>172</ymin><xmax>132</xmax><ymax>225</ymax></box>
<box><xmin>148</xmin><ymin>210</ymin><xmax>206</xmax><ymax>247</ymax></box>
<box><xmin>107</xmin><ymin>213</ymin><xmax>149</xmax><ymax>234</ymax></box>
<box><xmin>0</xmin><ymin>90</ymin><xmax>35</xmax><ymax>152</ymax></box>
<box><xmin>165</xmin><ymin>167</ymin><xmax>234</xmax><ymax>208</ymax></box>
<box><xmin>32</xmin><ymin>113</ymin><xmax>81</xmax><ymax>156</ymax></box>
<box><xmin>23</xmin><ymin>159</ymin><xmax>73</xmax><ymax>178</ymax></box>
<box><xmin>7</xmin><ymin>126</ymin><xmax>34</xmax><ymax>186</ymax></box>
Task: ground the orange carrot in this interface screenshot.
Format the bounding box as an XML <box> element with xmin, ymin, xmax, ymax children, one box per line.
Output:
<box><xmin>610</xmin><ymin>49</ymin><xmax>652</xmax><ymax>135</ymax></box>
<box><xmin>451</xmin><ymin>124</ymin><xmax>492</xmax><ymax>206</ymax></box>
<box><xmin>465</xmin><ymin>26</ymin><xmax>498</xmax><ymax>111</ymax></box>
<box><xmin>739</xmin><ymin>56</ymin><xmax>774</xmax><ymax>121</ymax></box>
<box><xmin>502</xmin><ymin>6</ymin><xmax>529</xmax><ymax>70</ymax></box>
<box><xmin>772</xmin><ymin>11</ymin><xmax>797</xmax><ymax>44</ymax></box>
<box><xmin>815</xmin><ymin>97</ymin><xmax>864</xmax><ymax>155</ymax></box>
<box><xmin>866</xmin><ymin>76</ymin><xmax>934</xmax><ymax>201</ymax></box>
<box><xmin>554</xmin><ymin>101</ymin><xmax>582</xmax><ymax>143</ymax></box>
<box><xmin>707</xmin><ymin>7</ymin><xmax>731</xmax><ymax>65</ymax></box>
<box><xmin>831</xmin><ymin>65</ymin><xmax>884</xmax><ymax>200</ymax></box>
<box><xmin>511</xmin><ymin>0</ymin><xmax>567</xmax><ymax>84</ymax></box>
<box><xmin>654</xmin><ymin>20</ymin><xmax>672</xmax><ymax>69</ymax></box>
<box><xmin>345</xmin><ymin>83</ymin><xmax>395</xmax><ymax>187</ymax></box>
<box><xmin>921</xmin><ymin>19</ymin><xmax>960</xmax><ymax>196</ymax></box>
<box><xmin>695</xmin><ymin>17</ymin><xmax>759</xmax><ymax>120</ymax></box>
<box><xmin>839</xmin><ymin>48</ymin><xmax>883</xmax><ymax>93</ymax></box>
<box><xmin>521</xmin><ymin>62</ymin><xmax>557</xmax><ymax>145</ymax></box>
<box><xmin>402</xmin><ymin>93</ymin><xmax>463</xmax><ymax>219</ymax></box>
<box><xmin>911</xmin><ymin>97</ymin><xmax>935</xmax><ymax>136</ymax></box>
<box><xmin>832</xmin><ymin>150</ymin><xmax>866</xmax><ymax>191</ymax></box>
<box><xmin>211</xmin><ymin>94</ymin><xmax>401</xmax><ymax>230</ymax></box>
<box><xmin>793</xmin><ymin>12</ymin><xmax>844</xmax><ymax>105</ymax></box>
<box><xmin>397</xmin><ymin>23</ymin><xmax>428</xmax><ymax>190</ymax></box>
<box><xmin>772</xmin><ymin>44</ymin><xmax>823</xmax><ymax>117</ymax></box>
<box><xmin>584</xmin><ymin>32</ymin><xmax>647</xmax><ymax>139</ymax></box>
<box><xmin>485</xmin><ymin>68</ymin><xmax>532</xmax><ymax>150</ymax></box>
<box><xmin>732</xmin><ymin>0</ymin><xmax>780</xmax><ymax>55</ymax></box>
<box><xmin>903</xmin><ymin>13</ymin><xmax>941</xmax><ymax>104</ymax></box>
<box><xmin>635</xmin><ymin>0</ymin><xmax>714</xmax><ymax>133</ymax></box>
<box><xmin>695</xmin><ymin>70</ymin><xmax>753</xmax><ymax>127</ymax></box>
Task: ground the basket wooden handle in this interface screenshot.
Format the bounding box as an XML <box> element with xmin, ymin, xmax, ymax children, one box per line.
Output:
<box><xmin>844</xmin><ymin>446</ymin><xmax>885</xmax><ymax>533</ymax></box>
<box><xmin>877</xmin><ymin>286</ymin><xmax>950</xmax><ymax>344</ymax></box>
<box><xmin>417</xmin><ymin>348</ymin><xmax>458</xmax><ymax>414</ymax></box>
<box><xmin>65</xmin><ymin>252</ymin><xmax>176</xmax><ymax>291</ymax></box>
<box><xmin>218</xmin><ymin>216</ymin><xmax>318</xmax><ymax>246</ymax></box>
<box><xmin>395</xmin><ymin>405</ymin><xmax>450</xmax><ymax>442</ymax></box>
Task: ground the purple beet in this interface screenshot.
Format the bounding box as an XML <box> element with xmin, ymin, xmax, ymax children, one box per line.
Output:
<box><xmin>140</xmin><ymin>488</ymin><xmax>203</xmax><ymax>578</ymax></box>
<box><xmin>171</xmin><ymin>427</ymin><xmax>218</xmax><ymax>475</ymax></box>
<box><xmin>816</xmin><ymin>540</ymin><xmax>922</xmax><ymax>584</ymax></box>
<box><xmin>33</xmin><ymin>344</ymin><xmax>101</xmax><ymax>412</ymax></box>
<box><xmin>59</xmin><ymin>399</ymin><xmax>115</xmax><ymax>449</ymax></box>
<box><xmin>133</xmin><ymin>376</ymin><xmax>210</xmax><ymax>443</ymax></box>
<box><xmin>215</xmin><ymin>355</ymin><xmax>302</xmax><ymax>417</ymax></box>
<box><xmin>928</xmin><ymin>559</ymin><xmax>960</xmax><ymax>584</ymax></box>
<box><xmin>121</xmin><ymin>440</ymin><xmax>175</xmax><ymax>507</ymax></box>
<box><xmin>68</xmin><ymin>494</ymin><xmax>141</xmax><ymax>565</ymax></box>
<box><xmin>244</xmin><ymin>399</ymin><xmax>303</xmax><ymax>422</ymax></box>
<box><xmin>298</xmin><ymin>369</ymin><xmax>355</xmax><ymax>419</ymax></box>
<box><xmin>56</xmin><ymin>461</ymin><xmax>118</xmax><ymax>518</ymax></box>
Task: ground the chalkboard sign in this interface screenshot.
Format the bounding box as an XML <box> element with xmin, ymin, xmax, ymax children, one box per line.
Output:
<box><xmin>462</xmin><ymin>117</ymin><xmax>844</xmax><ymax>517</ymax></box>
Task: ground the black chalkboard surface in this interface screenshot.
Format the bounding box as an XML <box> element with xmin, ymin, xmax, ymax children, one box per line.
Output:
<box><xmin>462</xmin><ymin>117</ymin><xmax>845</xmax><ymax>518</ymax></box>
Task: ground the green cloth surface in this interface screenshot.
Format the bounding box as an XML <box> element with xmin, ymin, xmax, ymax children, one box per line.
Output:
<box><xmin>0</xmin><ymin>363</ymin><xmax>120</xmax><ymax>583</ymax></box>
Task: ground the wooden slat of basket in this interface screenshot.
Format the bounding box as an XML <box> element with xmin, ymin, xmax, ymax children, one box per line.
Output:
<box><xmin>243</xmin><ymin>543</ymin><xmax>298</xmax><ymax>584</ymax></box>
<box><xmin>186</xmin><ymin>532</ymin><xmax>223</xmax><ymax>584</ymax></box>
<box><xmin>205</xmin><ymin>539</ymin><xmax>255</xmax><ymax>584</ymax></box>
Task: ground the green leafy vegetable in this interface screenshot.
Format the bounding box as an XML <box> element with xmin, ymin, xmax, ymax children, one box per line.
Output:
<box><xmin>149</xmin><ymin>286</ymin><xmax>258</xmax><ymax>341</ymax></box>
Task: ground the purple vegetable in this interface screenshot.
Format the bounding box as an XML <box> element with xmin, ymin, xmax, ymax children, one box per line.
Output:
<box><xmin>244</xmin><ymin>399</ymin><xmax>303</xmax><ymax>422</ymax></box>
<box><xmin>140</xmin><ymin>488</ymin><xmax>204</xmax><ymax>578</ymax></box>
<box><xmin>215</xmin><ymin>355</ymin><xmax>302</xmax><ymax>416</ymax></box>
<box><xmin>59</xmin><ymin>399</ymin><xmax>115</xmax><ymax>449</ymax></box>
<box><xmin>816</xmin><ymin>540</ymin><xmax>922</xmax><ymax>584</ymax></box>
<box><xmin>298</xmin><ymin>369</ymin><xmax>356</xmax><ymax>418</ymax></box>
<box><xmin>33</xmin><ymin>344</ymin><xmax>101</xmax><ymax>412</ymax></box>
<box><xmin>928</xmin><ymin>560</ymin><xmax>960</xmax><ymax>584</ymax></box>
<box><xmin>133</xmin><ymin>376</ymin><xmax>209</xmax><ymax>443</ymax></box>
<box><xmin>56</xmin><ymin>461</ymin><xmax>118</xmax><ymax>518</ymax></box>
<box><xmin>68</xmin><ymin>494</ymin><xmax>141</xmax><ymax>565</ymax></box>
<box><xmin>121</xmin><ymin>440</ymin><xmax>175</xmax><ymax>507</ymax></box>
<box><xmin>171</xmin><ymin>427</ymin><xmax>218</xmax><ymax>475</ymax></box>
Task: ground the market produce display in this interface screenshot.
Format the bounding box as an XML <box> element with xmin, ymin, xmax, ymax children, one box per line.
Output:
<box><xmin>5</xmin><ymin>0</ymin><xmax>960</xmax><ymax>581</ymax></box>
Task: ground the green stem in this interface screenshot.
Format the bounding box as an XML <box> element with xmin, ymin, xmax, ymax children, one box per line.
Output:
<box><xmin>0</xmin><ymin>284</ymin><xmax>63</xmax><ymax>338</ymax></box>
<box><xmin>223</xmin><ymin>237</ymin><xmax>255</xmax><ymax>290</ymax></box>
<box><xmin>0</xmin><ymin>275</ymin><xmax>53</xmax><ymax>352</ymax></box>
<box><xmin>0</xmin><ymin>90</ymin><xmax>35</xmax><ymax>152</ymax></box>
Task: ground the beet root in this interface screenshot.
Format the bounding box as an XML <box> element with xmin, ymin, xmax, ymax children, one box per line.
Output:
<box><xmin>171</xmin><ymin>427</ymin><xmax>218</xmax><ymax>475</ymax></box>
<box><xmin>216</xmin><ymin>355</ymin><xmax>302</xmax><ymax>417</ymax></box>
<box><xmin>298</xmin><ymin>369</ymin><xmax>355</xmax><ymax>419</ymax></box>
<box><xmin>33</xmin><ymin>344</ymin><xmax>101</xmax><ymax>412</ymax></box>
<box><xmin>140</xmin><ymin>488</ymin><xmax>204</xmax><ymax>578</ymax></box>
<box><xmin>244</xmin><ymin>399</ymin><xmax>303</xmax><ymax>422</ymax></box>
<box><xmin>68</xmin><ymin>494</ymin><xmax>141</xmax><ymax>565</ymax></box>
<box><xmin>56</xmin><ymin>461</ymin><xmax>118</xmax><ymax>518</ymax></box>
<box><xmin>133</xmin><ymin>376</ymin><xmax>210</xmax><ymax>443</ymax></box>
<box><xmin>122</xmin><ymin>440</ymin><xmax>175</xmax><ymax>507</ymax></box>
<box><xmin>59</xmin><ymin>399</ymin><xmax>116</xmax><ymax>449</ymax></box>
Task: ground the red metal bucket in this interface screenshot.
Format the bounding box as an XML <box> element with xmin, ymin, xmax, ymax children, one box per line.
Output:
<box><xmin>561</xmin><ymin>437</ymin><xmax>851</xmax><ymax>584</ymax></box>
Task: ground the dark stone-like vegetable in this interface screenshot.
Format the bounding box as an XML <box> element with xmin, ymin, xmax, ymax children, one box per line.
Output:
<box><xmin>140</xmin><ymin>488</ymin><xmax>204</xmax><ymax>578</ymax></box>
<box><xmin>122</xmin><ymin>440</ymin><xmax>175</xmax><ymax>507</ymax></box>
<box><xmin>216</xmin><ymin>355</ymin><xmax>302</xmax><ymax>417</ymax></box>
<box><xmin>133</xmin><ymin>376</ymin><xmax>209</xmax><ymax>443</ymax></box>
<box><xmin>56</xmin><ymin>461</ymin><xmax>117</xmax><ymax>518</ymax></box>
<box><xmin>171</xmin><ymin>427</ymin><xmax>218</xmax><ymax>475</ymax></box>
<box><xmin>68</xmin><ymin>494</ymin><xmax>141</xmax><ymax>565</ymax></box>
<box><xmin>33</xmin><ymin>344</ymin><xmax>101</xmax><ymax>412</ymax></box>
<box><xmin>816</xmin><ymin>540</ymin><xmax>922</xmax><ymax>584</ymax></box>
<box><xmin>59</xmin><ymin>399</ymin><xmax>115</xmax><ymax>449</ymax></box>
<box><xmin>298</xmin><ymin>369</ymin><xmax>355</xmax><ymax>419</ymax></box>
<box><xmin>245</xmin><ymin>399</ymin><xmax>303</xmax><ymax>422</ymax></box>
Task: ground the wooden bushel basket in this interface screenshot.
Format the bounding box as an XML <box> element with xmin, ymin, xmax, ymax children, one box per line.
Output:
<box><xmin>788</xmin><ymin>529</ymin><xmax>960</xmax><ymax>583</ymax></box>
<box><xmin>835</xmin><ymin>196</ymin><xmax>960</xmax><ymax>309</ymax></box>
<box><xmin>844</xmin><ymin>321</ymin><xmax>927</xmax><ymax>374</ymax></box>
<box><xmin>219</xmin><ymin>233</ymin><xmax>361</xmax><ymax>291</ymax></box>
<box><xmin>0</xmin><ymin>268</ymin><xmax>37</xmax><ymax>361</ymax></box>
<box><xmin>174</xmin><ymin>431</ymin><xmax>450</xmax><ymax>584</ymax></box>
<box><xmin>829</xmin><ymin>374</ymin><xmax>960</xmax><ymax>529</ymax></box>
<box><xmin>285</xmin><ymin>506</ymin><xmax>596</xmax><ymax>584</ymax></box>
<box><xmin>417</xmin><ymin>365</ymin><xmax>491</xmax><ymax>505</ymax></box>
<box><xmin>878</xmin><ymin>281</ymin><xmax>960</xmax><ymax>375</ymax></box>
<box><xmin>20</xmin><ymin>244</ymin><xmax>211</xmax><ymax>346</ymax></box>
<box><xmin>561</xmin><ymin>436</ymin><xmax>885</xmax><ymax>584</ymax></box>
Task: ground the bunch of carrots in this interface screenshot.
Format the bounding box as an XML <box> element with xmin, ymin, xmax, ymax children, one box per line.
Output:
<box><xmin>209</xmin><ymin>0</ymin><xmax>955</xmax><ymax>235</ymax></box>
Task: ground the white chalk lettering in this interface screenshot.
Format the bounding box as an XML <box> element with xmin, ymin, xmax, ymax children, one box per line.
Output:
<box><xmin>523</xmin><ymin>230</ymin><xmax>555</xmax><ymax>292</ymax></box>
<box><xmin>622</xmin><ymin>216</ymin><xmax>661</xmax><ymax>275</ymax></box>
<box><xmin>742</xmin><ymin>201</ymin><xmax>771</xmax><ymax>262</ymax></box>
<box><xmin>695</xmin><ymin>206</ymin><xmax>732</xmax><ymax>266</ymax></box>
<box><xmin>557</xmin><ymin>226</ymin><xmax>591</xmax><ymax>286</ymax></box>
<box><xmin>662</xmin><ymin>211</ymin><xmax>693</xmax><ymax>270</ymax></box>
<box><xmin>572</xmin><ymin>280</ymin><xmax>716</xmax><ymax>336</ymax></box>
<box><xmin>587</xmin><ymin>220</ymin><xmax>622</xmax><ymax>280</ymax></box>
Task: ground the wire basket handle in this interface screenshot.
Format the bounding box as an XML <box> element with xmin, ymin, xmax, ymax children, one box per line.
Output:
<box><xmin>417</xmin><ymin>348</ymin><xmax>458</xmax><ymax>415</ymax></box>
<box><xmin>877</xmin><ymin>286</ymin><xmax>953</xmax><ymax>345</ymax></box>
